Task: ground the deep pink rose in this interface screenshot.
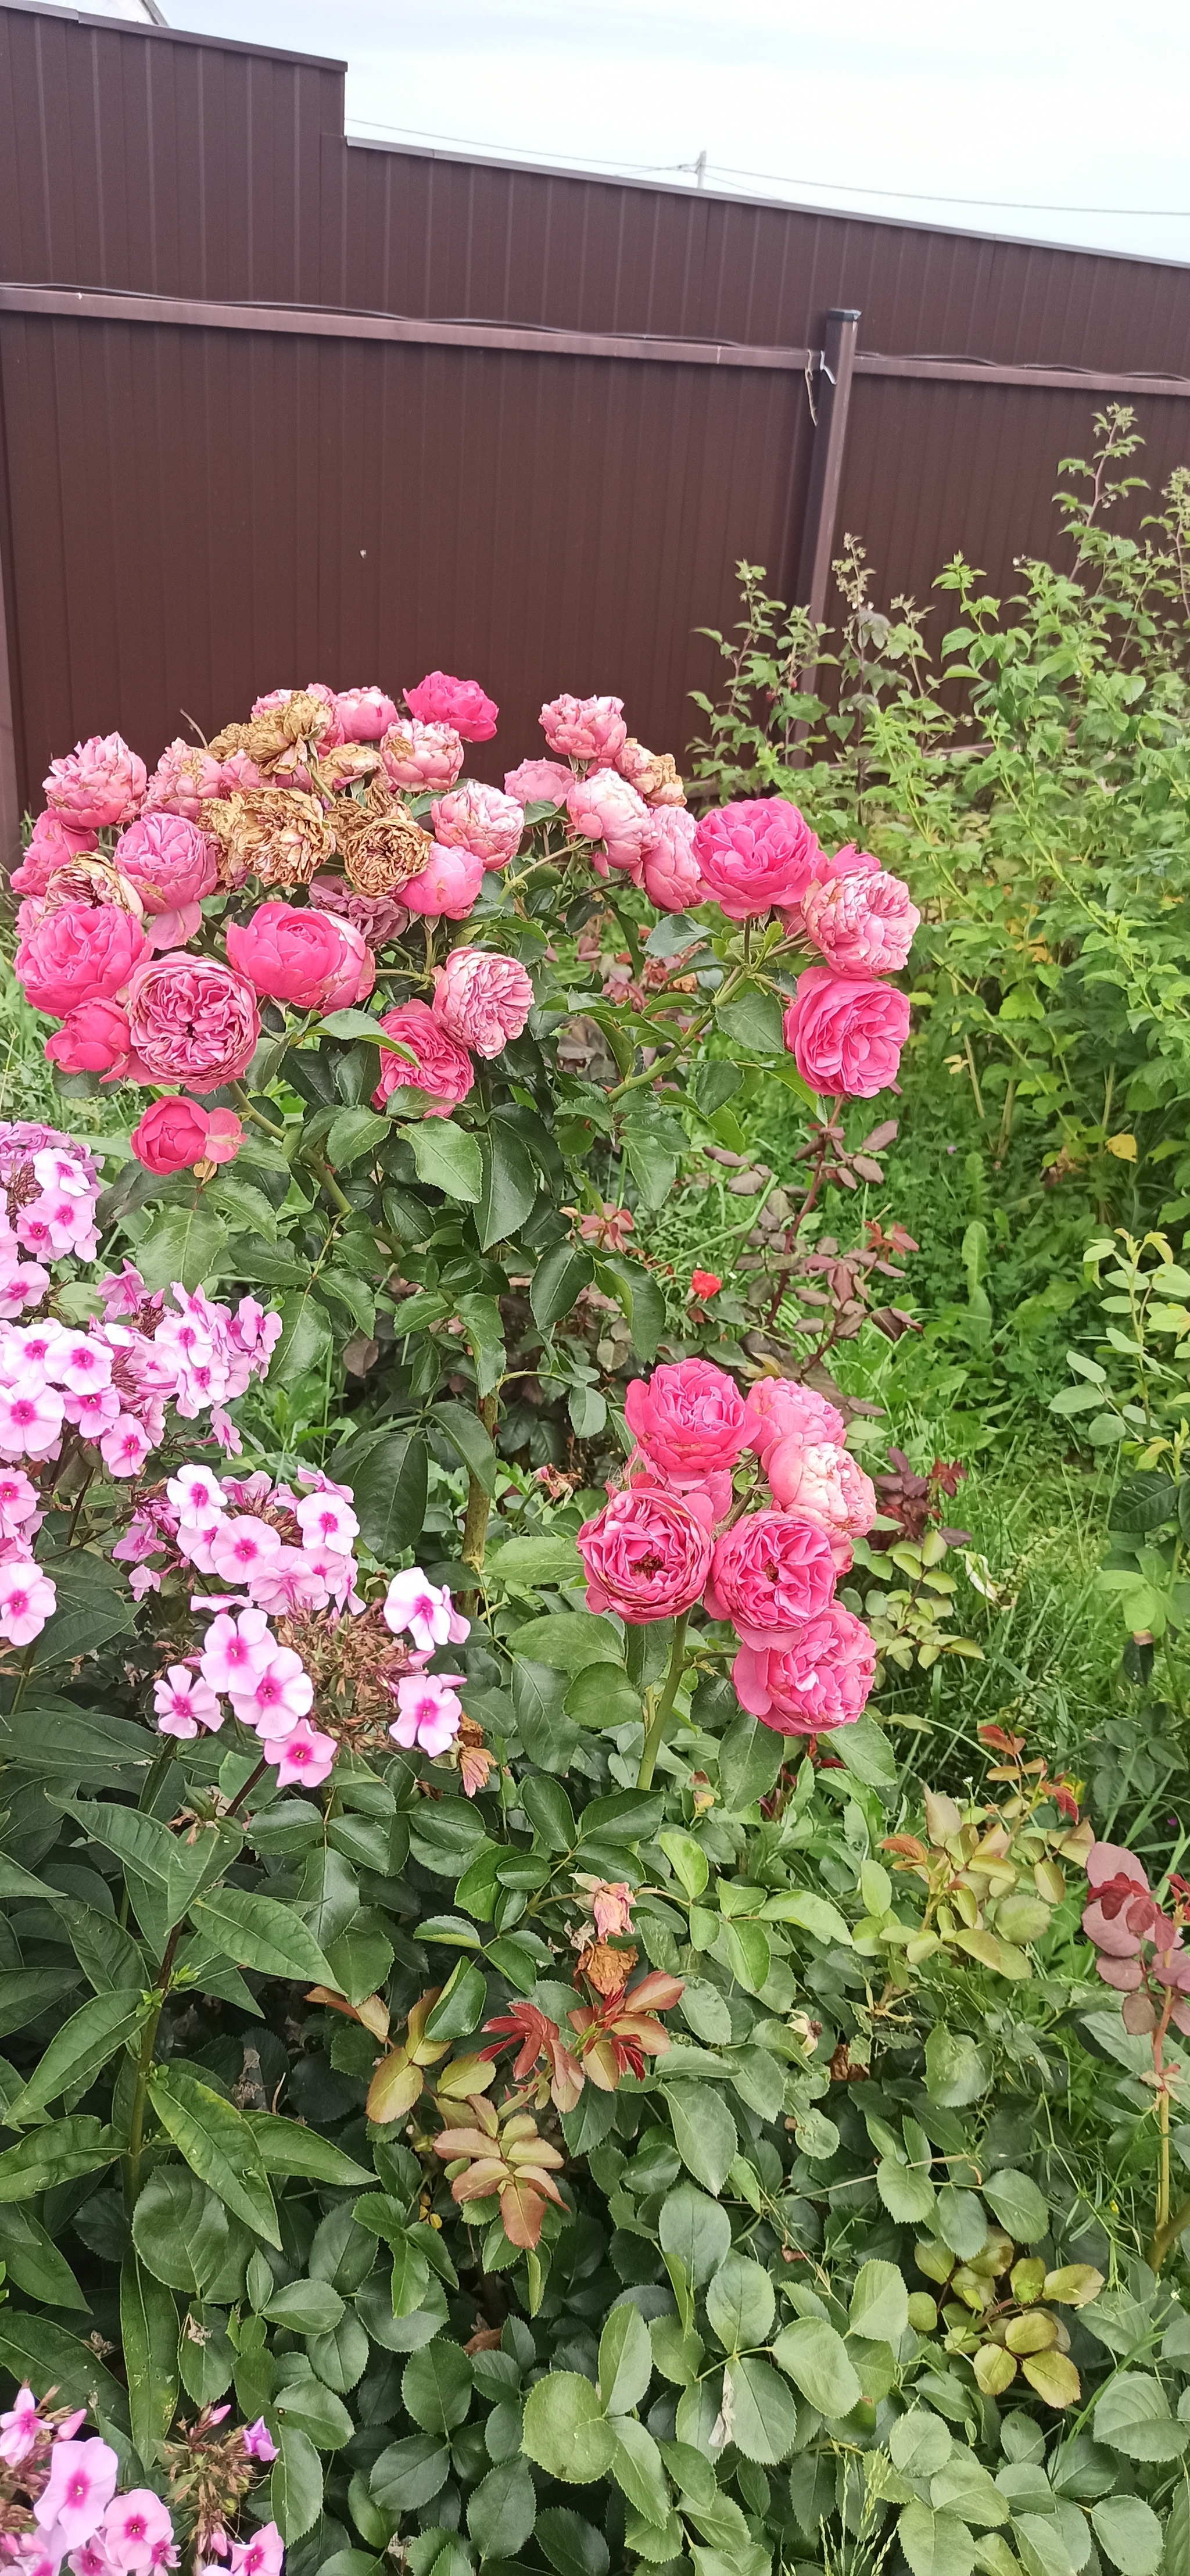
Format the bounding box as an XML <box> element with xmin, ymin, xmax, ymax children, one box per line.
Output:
<box><xmin>15</xmin><ymin>901</ymin><xmax>149</xmax><ymax>1015</ymax></box>
<box><xmin>44</xmin><ymin>999</ymin><xmax>133</xmax><ymax>1081</ymax></box>
<box><xmin>540</xmin><ymin>694</ymin><xmax>627</xmax><ymax>764</ymax></box>
<box><xmin>124</xmin><ymin>952</ymin><xmax>260</xmax><ymax>1091</ymax></box>
<box><xmin>803</xmin><ymin>866</ymin><xmax>920</xmax><ymax>975</ymax></box>
<box><xmin>705</xmin><ymin>1509</ymin><xmax>837</xmax><ymax>1647</ymax></box>
<box><xmin>371</xmin><ymin>999</ymin><xmax>474</xmax><ymax>1116</ymax></box>
<box><xmin>112</xmin><ymin>812</ymin><xmax>219</xmax><ymax>946</ymax></box>
<box><xmin>403</xmin><ymin>845</ymin><xmax>485</xmax><ymax>919</ymax></box>
<box><xmin>43</xmin><ymin>732</ymin><xmax>146</xmax><ymax>829</ymax></box>
<box><xmin>379</xmin><ymin>720</ymin><xmax>465</xmax><ymax>791</ymax></box>
<box><xmin>783</xmin><ymin>966</ymin><xmax>910</xmax><ymax>1098</ymax></box>
<box><xmin>404</xmin><ymin>672</ymin><xmax>499</xmax><ymax>742</ymax></box>
<box><xmin>624</xmin><ymin>1359</ymin><xmax>747</xmax><ymax>1484</ymax></box>
<box><xmin>10</xmin><ymin>812</ymin><xmax>98</xmax><ymax>897</ymax></box>
<box><xmin>744</xmin><ymin>1377</ymin><xmax>845</xmax><ymax>1461</ymax></box>
<box><xmin>432</xmin><ymin>947</ymin><xmax>533</xmax><ymax>1058</ymax></box>
<box><xmin>694</xmin><ymin>797</ymin><xmax>817</xmax><ymax>921</ymax></box>
<box><xmin>131</xmin><ymin>1097</ymin><xmax>242</xmax><ymax>1174</ymax></box>
<box><xmin>504</xmin><ymin>758</ymin><xmax>572</xmax><ymax>808</ymax></box>
<box><xmin>567</xmin><ymin>768</ymin><xmax>650</xmax><ymax>874</ymax></box>
<box><xmin>431</xmin><ymin>782</ymin><xmax>525</xmax><ymax>869</ymax></box>
<box><xmin>641</xmin><ymin>807</ymin><xmax>702</xmax><ymax>912</ymax></box>
<box><xmin>335</xmin><ymin>685</ymin><xmax>399</xmax><ymax>742</ymax></box>
<box><xmin>578</xmin><ymin>1484</ymin><xmax>713</xmax><ymax>1622</ymax></box>
<box><xmin>225</xmin><ymin>902</ymin><xmax>373</xmax><ymax>1010</ymax></box>
<box><xmin>733</xmin><ymin>1604</ymin><xmax>876</xmax><ymax>1733</ymax></box>
<box><xmin>142</xmin><ymin>737</ymin><xmax>225</xmax><ymax>822</ymax></box>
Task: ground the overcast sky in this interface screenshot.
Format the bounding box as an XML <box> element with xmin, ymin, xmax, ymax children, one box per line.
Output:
<box><xmin>94</xmin><ymin>0</ymin><xmax>1190</xmax><ymax>267</ymax></box>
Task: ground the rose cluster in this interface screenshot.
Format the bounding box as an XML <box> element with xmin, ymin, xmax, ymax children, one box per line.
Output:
<box><xmin>0</xmin><ymin>2380</ymin><xmax>281</xmax><ymax>2576</ymax></box>
<box><xmin>578</xmin><ymin>1357</ymin><xmax>877</xmax><ymax>1734</ymax></box>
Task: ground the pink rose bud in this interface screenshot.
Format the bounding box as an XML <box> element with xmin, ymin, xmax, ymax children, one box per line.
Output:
<box><xmin>694</xmin><ymin>797</ymin><xmax>818</xmax><ymax>920</ymax></box>
<box><xmin>623</xmin><ymin>1357</ymin><xmax>747</xmax><ymax>1483</ymax></box>
<box><xmin>402</xmin><ymin>844</ymin><xmax>485</xmax><ymax>919</ymax></box>
<box><xmin>142</xmin><ymin>736</ymin><xmax>225</xmax><ymax>823</ymax></box>
<box><xmin>371</xmin><ymin>999</ymin><xmax>474</xmax><ymax>1116</ymax></box>
<box><xmin>335</xmin><ymin>685</ymin><xmax>399</xmax><ymax>742</ymax></box>
<box><xmin>379</xmin><ymin>719</ymin><xmax>465</xmax><ymax>791</ymax></box>
<box><xmin>732</xmin><ymin>1603</ymin><xmax>876</xmax><ymax>1733</ymax></box>
<box><xmin>112</xmin><ymin>812</ymin><xmax>219</xmax><ymax>947</ymax></box>
<box><xmin>10</xmin><ymin>812</ymin><xmax>98</xmax><ymax>898</ymax></box>
<box><xmin>15</xmin><ymin>901</ymin><xmax>150</xmax><ymax>1016</ymax></box>
<box><xmin>566</xmin><ymin>768</ymin><xmax>650</xmax><ymax>873</ymax></box>
<box><xmin>640</xmin><ymin>807</ymin><xmax>703</xmax><ymax>912</ymax></box>
<box><xmin>124</xmin><ymin>952</ymin><xmax>260</xmax><ymax>1092</ymax></box>
<box><xmin>43</xmin><ymin>732</ymin><xmax>147</xmax><ymax>830</ymax></box>
<box><xmin>131</xmin><ymin>1097</ymin><xmax>242</xmax><ymax>1175</ymax></box>
<box><xmin>783</xmin><ymin>965</ymin><xmax>910</xmax><ymax>1098</ymax></box>
<box><xmin>705</xmin><ymin>1508</ymin><xmax>837</xmax><ymax>1647</ymax></box>
<box><xmin>225</xmin><ymin>901</ymin><xmax>374</xmax><ymax>1011</ymax></box>
<box><xmin>540</xmin><ymin>693</ymin><xmax>627</xmax><ymax>764</ymax></box>
<box><xmin>44</xmin><ymin>999</ymin><xmax>134</xmax><ymax>1081</ymax></box>
<box><xmin>404</xmin><ymin>672</ymin><xmax>499</xmax><ymax>742</ymax></box>
<box><xmin>802</xmin><ymin>865</ymin><xmax>920</xmax><ymax>975</ymax></box>
<box><xmin>743</xmin><ymin>1375</ymin><xmax>845</xmax><ymax>1461</ymax></box>
<box><xmin>578</xmin><ymin>1483</ymin><xmax>713</xmax><ymax>1622</ymax></box>
<box><xmin>504</xmin><ymin>758</ymin><xmax>573</xmax><ymax>808</ymax></box>
<box><xmin>430</xmin><ymin>781</ymin><xmax>525</xmax><ymax>869</ymax></box>
<box><xmin>432</xmin><ymin>946</ymin><xmax>533</xmax><ymax>1059</ymax></box>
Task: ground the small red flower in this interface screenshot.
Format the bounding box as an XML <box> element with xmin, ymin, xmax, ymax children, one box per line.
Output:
<box><xmin>689</xmin><ymin>1270</ymin><xmax>722</xmax><ymax>1300</ymax></box>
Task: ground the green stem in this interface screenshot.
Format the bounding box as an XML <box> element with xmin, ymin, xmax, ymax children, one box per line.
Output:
<box><xmin>124</xmin><ymin>1924</ymin><xmax>182</xmax><ymax>2210</ymax></box>
<box><xmin>304</xmin><ymin>1152</ymin><xmax>354</xmax><ymax>1219</ymax></box>
<box><xmin>228</xmin><ymin>1081</ymin><xmax>285</xmax><ymax>1139</ymax></box>
<box><xmin>637</xmin><ymin>1614</ymin><xmax>690</xmax><ymax>1789</ymax></box>
<box><xmin>461</xmin><ymin>1394</ymin><xmax>500</xmax><ymax>1594</ymax></box>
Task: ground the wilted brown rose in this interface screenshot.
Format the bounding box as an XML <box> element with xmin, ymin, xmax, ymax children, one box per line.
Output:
<box><xmin>576</xmin><ymin>1939</ymin><xmax>637</xmax><ymax>1995</ymax></box>
<box><xmin>199</xmin><ymin>790</ymin><xmax>335</xmax><ymax>890</ymax></box>
<box><xmin>318</xmin><ymin>743</ymin><xmax>382</xmax><ymax>790</ymax></box>
<box><xmin>336</xmin><ymin>805</ymin><xmax>435</xmax><ymax>898</ymax></box>
<box><xmin>207</xmin><ymin>689</ymin><xmax>331</xmax><ymax>772</ymax></box>
<box><xmin>42</xmin><ymin>857</ymin><xmax>146</xmax><ymax>919</ymax></box>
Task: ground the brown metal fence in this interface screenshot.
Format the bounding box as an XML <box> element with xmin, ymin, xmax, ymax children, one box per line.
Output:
<box><xmin>3</xmin><ymin>0</ymin><xmax>1190</xmax><ymax>859</ymax></box>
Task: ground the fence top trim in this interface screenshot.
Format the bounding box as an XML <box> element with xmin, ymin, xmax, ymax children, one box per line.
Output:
<box><xmin>3</xmin><ymin>0</ymin><xmax>347</xmax><ymax>73</ymax></box>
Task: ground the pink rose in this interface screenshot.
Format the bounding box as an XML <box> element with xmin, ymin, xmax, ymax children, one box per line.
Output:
<box><xmin>335</xmin><ymin>685</ymin><xmax>399</xmax><ymax>742</ymax></box>
<box><xmin>431</xmin><ymin>782</ymin><xmax>525</xmax><ymax>869</ymax></box>
<box><xmin>765</xmin><ymin>1438</ymin><xmax>874</xmax><ymax>1564</ymax></box>
<box><xmin>504</xmin><ymin>758</ymin><xmax>573</xmax><ymax>808</ymax></box>
<box><xmin>15</xmin><ymin>901</ymin><xmax>149</xmax><ymax>1015</ymax></box>
<box><xmin>432</xmin><ymin>947</ymin><xmax>533</xmax><ymax>1058</ymax></box>
<box><xmin>310</xmin><ymin>873</ymin><xmax>408</xmax><ymax>949</ymax></box>
<box><xmin>778</xmin><ymin>838</ymin><xmax>874</xmax><ymax>937</ymax></box>
<box><xmin>225</xmin><ymin>902</ymin><xmax>374</xmax><ymax>1010</ymax></box>
<box><xmin>403</xmin><ymin>844</ymin><xmax>485</xmax><ymax>919</ymax></box>
<box><xmin>705</xmin><ymin>1509</ymin><xmax>837</xmax><ymax>1647</ymax></box>
<box><xmin>624</xmin><ymin>1359</ymin><xmax>747</xmax><ymax>1483</ymax></box>
<box><xmin>694</xmin><ymin>797</ymin><xmax>817</xmax><ymax>920</ymax></box>
<box><xmin>218</xmin><ymin>748</ymin><xmax>266</xmax><ymax>793</ymax></box>
<box><xmin>540</xmin><ymin>694</ymin><xmax>627</xmax><ymax>764</ymax></box>
<box><xmin>744</xmin><ymin>1377</ymin><xmax>845</xmax><ymax>1461</ymax></box>
<box><xmin>112</xmin><ymin>812</ymin><xmax>219</xmax><ymax>947</ymax></box>
<box><xmin>371</xmin><ymin>999</ymin><xmax>474</xmax><ymax>1116</ymax></box>
<box><xmin>131</xmin><ymin>1097</ymin><xmax>242</xmax><ymax>1174</ymax></box>
<box><xmin>803</xmin><ymin>866</ymin><xmax>920</xmax><ymax>975</ymax></box>
<box><xmin>783</xmin><ymin>965</ymin><xmax>910</xmax><ymax>1098</ymax></box>
<box><xmin>142</xmin><ymin>736</ymin><xmax>225</xmax><ymax>822</ymax></box>
<box><xmin>43</xmin><ymin>732</ymin><xmax>146</xmax><ymax>829</ymax></box>
<box><xmin>578</xmin><ymin>1483</ymin><xmax>713</xmax><ymax>1622</ymax></box>
<box><xmin>379</xmin><ymin>719</ymin><xmax>465</xmax><ymax>791</ymax></box>
<box><xmin>404</xmin><ymin>672</ymin><xmax>499</xmax><ymax>742</ymax></box>
<box><xmin>44</xmin><ymin>999</ymin><xmax>134</xmax><ymax>1081</ymax></box>
<box><xmin>733</xmin><ymin>1604</ymin><xmax>876</xmax><ymax>1733</ymax></box>
<box><xmin>566</xmin><ymin>768</ymin><xmax>650</xmax><ymax>873</ymax></box>
<box><xmin>10</xmin><ymin>812</ymin><xmax>98</xmax><ymax>897</ymax></box>
<box><xmin>640</xmin><ymin>807</ymin><xmax>702</xmax><ymax>912</ymax></box>
<box><xmin>124</xmin><ymin>952</ymin><xmax>260</xmax><ymax>1091</ymax></box>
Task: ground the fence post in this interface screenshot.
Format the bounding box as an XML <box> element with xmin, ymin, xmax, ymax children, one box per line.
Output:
<box><xmin>795</xmin><ymin>307</ymin><xmax>861</xmax><ymax>630</ymax></box>
<box><xmin>0</xmin><ymin>357</ymin><xmax>20</xmax><ymax>872</ymax></box>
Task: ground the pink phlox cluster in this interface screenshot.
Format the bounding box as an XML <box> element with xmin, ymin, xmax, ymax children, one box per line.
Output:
<box><xmin>0</xmin><ymin>1126</ymin><xmax>101</xmax><ymax>1309</ymax></box>
<box><xmin>0</xmin><ymin>2395</ymin><xmax>278</xmax><ymax>2576</ymax></box>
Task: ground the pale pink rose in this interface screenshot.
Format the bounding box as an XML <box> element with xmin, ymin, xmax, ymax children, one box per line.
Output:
<box><xmin>112</xmin><ymin>811</ymin><xmax>219</xmax><ymax>947</ymax></box>
<box><xmin>44</xmin><ymin>999</ymin><xmax>134</xmax><ymax>1081</ymax></box>
<box><xmin>540</xmin><ymin>693</ymin><xmax>627</xmax><ymax>763</ymax></box>
<box><xmin>402</xmin><ymin>844</ymin><xmax>485</xmax><ymax>919</ymax></box>
<box><xmin>15</xmin><ymin>902</ymin><xmax>150</xmax><ymax>1015</ymax></box>
<box><xmin>309</xmin><ymin>873</ymin><xmax>408</xmax><ymax>948</ymax></box>
<box><xmin>783</xmin><ymin>965</ymin><xmax>910</xmax><ymax>1098</ymax></box>
<box><xmin>803</xmin><ymin>866</ymin><xmax>920</xmax><ymax>975</ymax></box>
<box><xmin>218</xmin><ymin>748</ymin><xmax>266</xmax><ymax>793</ymax></box>
<box><xmin>335</xmin><ymin>685</ymin><xmax>399</xmax><ymax>741</ymax></box>
<box><xmin>744</xmin><ymin>1376</ymin><xmax>845</xmax><ymax>1460</ymax></box>
<box><xmin>765</xmin><ymin>1435</ymin><xmax>850</xmax><ymax>1528</ymax></box>
<box><xmin>432</xmin><ymin>947</ymin><xmax>533</xmax><ymax>1058</ymax></box>
<box><xmin>124</xmin><ymin>951</ymin><xmax>260</xmax><ymax>1091</ymax></box>
<box><xmin>404</xmin><ymin>672</ymin><xmax>499</xmax><ymax>741</ymax></box>
<box><xmin>777</xmin><ymin>838</ymin><xmax>874</xmax><ymax>938</ymax></box>
<box><xmin>43</xmin><ymin>733</ymin><xmax>146</xmax><ymax>830</ymax></box>
<box><xmin>694</xmin><ymin>797</ymin><xmax>817</xmax><ymax>920</ymax></box>
<box><xmin>837</xmin><ymin>1449</ymin><xmax>877</xmax><ymax>1538</ymax></box>
<box><xmin>10</xmin><ymin>812</ymin><xmax>98</xmax><ymax>897</ymax></box>
<box><xmin>430</xmin><ymin>781</ymin><xmax>525</xmax><ymax>869</ymax></box>
<box><xmin>578</xmin><ymin>1483</ymin><xmax>713</xmax><ymax>1622</ymax></box>
<box><xmin>640</xmin><ymin>806</ymin><xmax>702</xmax><ymax>912</ymax></box>
<box><xmin>371</xmin><ymin>999</ymin><xmax>474</xmax><ymax>1116</ymax></box>
<box><xmin>567</xmin><ymin>767</ymin><xmax>650</xmax><ymax>873</ymax></box>
<box><xmin>142</xmin><ymin>735</ymin><xmax>225</xmax><ymax>822</ymax></box>
<box><xmin>225</xmin><ymin>901</ymin><xmax>373</xmax><ymax>1010</ymax></box>
<box><xmin>704</xmin><ymin>1509</ymin><xmax>837</xmax><ymax>1646</ymax></box>
<box><xmin>379</xmin><ymin>719</ymin><xmax>465</xmax><ymax>790</ymax></box>
<box><xmin>733</xmin><ymin>1604</ymin><xmax>876</xmax><ymax>1733</ymax></box>
<box><xmin>624</xmin><ymin>1359</ymin><xmax>747</xmax><ymax>1482</ymax></box>
<box><xmin>504</xmin><ymin>758</ymin><xmax>572</xmax><ymax>807</ymax></box>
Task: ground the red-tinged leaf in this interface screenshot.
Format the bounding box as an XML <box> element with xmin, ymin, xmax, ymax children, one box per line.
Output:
<box><xmin>506</xmin><ymin>2136</ymin><xmax>565</xmax><ymax>2170</ymax></box>
<box><xmin>453</xmin><ymin>2159</ymin><xmax>509</xmax><ymax>2201</ymax></box>
<box><xmin>611</xmin><ymin>2013</ymin><xmax>671</xmax><ymax>2054</ymax></box>
<box><xmin>550</xmin><ymin>2055</ymin><xmax>586</xmax><ymax>2115</ymax></box>
<box><xmin>365</xmin><ymin>2054</ymin><xmax>424</xmax><ymax>2124</ymax></box>
<box><xmin>500</xmin><ymin>2177</ymin><xmax>547</xmax><ymax>2248</ymax></box>
<box><xmin>620</xmin><ymin>1972</ymin><xmax>684</xmax><ymax>2014</ymax></box>
<box><xmin>580</xmin><ymin>2036</ymin><xmax>623</xmax><ymax>2091</ymax></box>
<box><xmin>434</xmin><ymin>2124</ymin><xmax>500</xmax><ymax>2159</ymax></box>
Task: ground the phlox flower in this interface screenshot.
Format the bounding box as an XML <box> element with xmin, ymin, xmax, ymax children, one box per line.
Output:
<box><xmin>199</xmin><ymin>1608</ymin><xmax>274</xmax><ymax>1694</ymax></box>
<box><xmin>294</xmin><ymin>1490</ymin><xmax>359</xmax><ymax>1555</ymax></box>
<box><xmin>5</xmin><ymin>1319</ymin><xmax>66</xmax><ymax>1373</ymax></box>
<box><xmin>209</xmin><ymin>1405</ymin><xmax>242</xmax><ymax>1456</ymax></box>
<box><xmin>228</xmin><ymin>1648</ymin><xmax>313</xmax><ymax>1738</ymax></box>
<box><xmin>0</xmin><ymin>1469</ymin><xmax>40</xmax><ymax>1536</ymax></box>
<box><xmin>100</xmin><ymin>2491</ymin><xmax>174</xmax><ymax>2574</ymax></box>
<box><xmin>0</xmin><ymin>1375</ymin><xmax>64</xmax><ymax>1460</ymax></box>
<box><xmin>175</xmin><ymin>1514</ymin><xmax>224</xmax><ymax>1575</ymax></box>
<box><xmin>153</xmin><ymin>1665</ymin><xmax>223</xmax><ymax>1739</ymax></box>
<box><xmin>0</xmin><ymin>1248</ymin><xmax>51</xmax><ymax>1316</ymax></box>
<box><xmin>390</xmin><ymin>1672</ymin><xmax>465</xmax><ymax>1757</ymax></box>
<box><xmin>0</xmin><ymin>1557</ymin><xmax>56</xmax><ymax>1645</ymax></box>
<box><xmin>241</xmin><ymin>2421</ymin><xmax>278</xmax><ymax>2463</ymax></box>
<box><xmin>207</xmin><ymin>1517</ymin><xmax>282</xmax><ymax>1587</ymax></box>
<box><xmin>0</xmin><ymin>2384</ymin><xmax>42</xmax><ymax>2464</ymax></box>
<box><xmin>96</xmin><ymin>1263</ymin><xmax>146</xmax><ymax>1314</ymax></box>
<box><xmin>165</xmin><ymin>1466</ymin><xmax>225</xmax><ymax>1522</ymax></box>
<box><xmin>382</xmin><ymin>1567</ymin><xmax>469</xmax><ymax>1651</ymax></box>
<box><xmin>99</xmin><ymin>1416</ymin><xmax>153</xmax><ymax>1478</ymax></box>
<box><xmin>128</xmin><ymin>1566</ymin><xmax>160</xmax><ymax>1600</ymax></box>
<box><xmin>263</xmin><ymin>1717</ymin><xmax>336</xmax><ymax>1786</ymax></box>
<box><xmin>34</xmin><ymin>2439</ymin><xmax>119</xmax><ymax>2550</ymax></box>
<box><xmin>228</xmin><ymin>2525</ymin><xmax>284</xmax><ymax>2576</ymax></box>
<box><xmin>47</xmin><ymin>1334</ymin><xmax>112</xmax><ymax>1394</ymax></box>
<box><xmin>64</xmin><ymin>1384</ymin><xmax>122</xmax><ymax>1435</ymax></box>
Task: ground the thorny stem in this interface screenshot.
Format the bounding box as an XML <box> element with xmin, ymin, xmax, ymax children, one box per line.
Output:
<box><xmin>637</xmin><ymin>1614</ymin><xmax>690</xmax><ymax>1790</ymax></box>
<box><xmin>461</xmin><ymin>1394</ymin><xmax>500</xmax><ymax>1593</ymax></box>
